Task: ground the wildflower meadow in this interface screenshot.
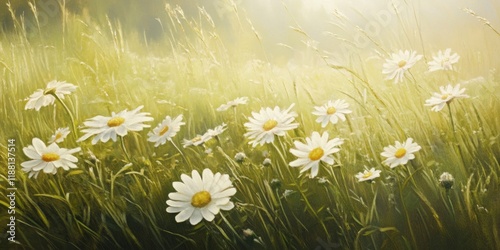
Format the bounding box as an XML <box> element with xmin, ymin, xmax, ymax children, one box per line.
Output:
<box><xmin>1</xmin><ymin>0</ymin><xmax>500</xmax><ymax>249</ymax></box>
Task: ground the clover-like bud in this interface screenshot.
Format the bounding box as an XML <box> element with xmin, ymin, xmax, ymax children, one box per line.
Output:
<box><xmin>439</xmin><ymin>172</ymin><xmax>454</xmax><ymax>190</ymax></box>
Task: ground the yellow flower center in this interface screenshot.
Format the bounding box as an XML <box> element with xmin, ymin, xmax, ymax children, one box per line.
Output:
<box><xmin>362</xmin><ymin>172</ymin><xmax>373</xmax><ymax>179</ymax></box>
<box><xmin>394</xmin><ymin>148</ymin><xmax>407</xmax><ymax>158</ymax></box>
<box><xmin>107</xmin><ymin>117</ymin><xmax>125</xmax><ymax>127</ymax></box>
<box><xmin>55</xmin><ymin>132</ymin><xmax>63</xmax><ymax>140</ymax></box>
<box><xmin>159</xmin><ymin>126</ymin><xmax>169</xmax><ymax>136</ymax></box>
<box><xmin>326</xmin><ymin>107</ymin><xmax>337</xmax><ymax>115</ymax></box>
<box><xmin>263</xmin><ymin>119</ymin><xmax>278</xmax><ymax>131</ymax></box>
<box><xmin>192</xmin><ymin>136</ymin><xmax>202</xmax><ymax>143</ymax></box>
<box><xmin>191</xmin><ymin>191</ymin><xmax>212</xmax><ymax>208</ymax></box>
<box><xmin>308</xmin><ymin>147</ymin><xmax>324</xmax><ymax>161</ymax></box>
<box><xmin>398</xmin><ymin>60</ymin><xmax>407</xmax><ymax>68</ymax></box>
<box><xmin>441</xmin><ymin>94</ymin><xmax>450</xmax><ymax>100</ymax></box>
<box><xmin>41</xmin><ymin>152</ymin><xmax>60</xmax><ymax>162</ymax></box>
<box><xmin>442</xmin><ymin>57</ymin><xmax>450</xmax><ymax>64</ymax></box>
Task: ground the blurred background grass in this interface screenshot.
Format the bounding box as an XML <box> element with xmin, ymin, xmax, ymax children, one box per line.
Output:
<box><xmin>0</xmin><ymin>0</ymin><xmax>500</xmax><ymax>249</ymax></box>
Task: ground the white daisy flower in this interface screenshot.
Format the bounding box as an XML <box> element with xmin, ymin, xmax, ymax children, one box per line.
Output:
<box><xmin>244</xmin><ymin>104</ymin><xmax>299</xmax><ymax>147</ymax></box>
<box><xmin>355</xmin><ymin>168</ymin><xmax>382</xmax><ymax>182</ymax></box>
<box><xmin>21</xmin><ymin>138</ymin><xmax>81</xmax><ymax>178</ymax></box>
<box><xmin>205</xmin><ymin>123</ymin><xmax>227</xmax><ymax>137</ymax></box>
<box><xmin>381</xmin><ymin>138</ymin><xmax>421</xmax><ymax>168</ymax></box>
<box><xmin>312</xmin><ymin>99</ymin><xmax>352</xmax><ymax>128</ymax></box>
<box><xmin>182</xmin><ymin>123</ymin><xmax>226</xmax><ymax>148</ymax></box>
<box><xmin>147</xmin><ymin>115</ymin><xmax>185</xmax><ymax>147</ymax></box>
<box><xmin>382</xmin><ymin>50</ymin><xmax>423</xmax><ymax>84</ymax></box>
<box><xmin>289</xmin><ymin>131</ymin><xmax>343</xmax><ymax>178</ymax></box>
<box><xmin>428</xmin><ymin>48</ymin><xmax>460</xmax><ymax>72</ymax></box>
<box><xmin>424</xmin><ymin>84</ymin><xmax>469</xmax><ymax>112</ymax></box>
<box><xmin>216</xmin><ymin>97</ymin><xmax>249</xmax><ymax>112</ymax></box>
<box><xmin>77</xmin><ymin>106</ymin><xmax>153</xmax><ymax>145</ymax></box>
<box><xmin>25</xmin><ymin>80</ymin><xmax>77</xmax><ymax>111</ymax></box>
<box><xmin>166</xmin><ymin>168</ymin><xmax>236</xmax><ymax>225</ymax></box>
<box><xmin>182</xmin><ymin>134</ymin><xmax>212</xmax><ymax>148</ymax></box>
<box><xmin>48</xmin><ymin>127</ymin><xmax>71</xmax><ymax>144</ymax></box>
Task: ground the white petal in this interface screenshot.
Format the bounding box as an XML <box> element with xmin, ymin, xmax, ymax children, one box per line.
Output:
<box><xmin>175</xmin><ymin>206</ymin><xmax>195</xmax><ymax>223</ymax></box>
<box><xmin>189</xmin><ymin>209</ymin><xmax>203</xmax><ymax>225</ymax></box>
<box><xmin>212</xmin><ymin>187</ymin><xmax>236</xmax><ymax>199</ymax></box>
<box><xmin>201</xmin><ymin>208</ymin><xmax>215</xmax><ymax>222</ymax></box>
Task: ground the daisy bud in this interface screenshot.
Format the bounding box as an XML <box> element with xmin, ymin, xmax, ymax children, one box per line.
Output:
<box><xmin>283</xmin><ymin>189</ymin><xmax>295</xmax><ymax>198</ymax></box>
<box><xmin>439</xmin><ymin>172</ymin><xmax>454</xmax><ymax>190</ymax></box>
<box><xmin>234</xmin><ymin>152</ymin><xmax>246</xmax><ymax>163</ymax></box>
<box><xmin>262</xmin><ymin>158</ymin><xmax>272</xmax><ymax>167</ymax></box>
<box><xmin>242</xmin><ymin>228</ymin><xmax>255</xmax><ymax>240</ymax></box>
<box><xmin>270</xmin><ymin>178</ymin><xmax>281</xmax><ymax>190</ymax></box>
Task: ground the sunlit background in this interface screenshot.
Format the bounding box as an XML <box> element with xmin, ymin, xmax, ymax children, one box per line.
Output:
<box><xmin>1</xmin><ymin>0</ymin><xmax>500</xmax><ymax>249</ymax></box>
<box><xmin>2</xmin><ymin>0</ymin><xmax>499</xmax><ymax>66</ymax></box>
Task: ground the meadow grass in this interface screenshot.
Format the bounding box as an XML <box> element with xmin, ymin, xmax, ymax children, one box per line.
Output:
<box><xmin>1</xmin><ymin>2</ymin><xmax>500</xmax><ymax>249</ymax></box>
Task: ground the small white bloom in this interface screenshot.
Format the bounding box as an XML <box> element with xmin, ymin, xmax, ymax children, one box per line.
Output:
<box><xmin>182</xmin><ymin>133</ymin><xmax>212</xmax><ymax>148</ymax></box>
<box><xmin>242</xmin><ymin>228</ymin><xmax>255</xmax><ymax>239</ymax></box>
<box><xmin>262</xmin><ymin>158</ymin><xmax>272</xmax><ymax>167</ymax></box>
<box><xmin>244</xmin><ymin>104</ymin><xmax>299</xmax><ymax>147</ymax></box>
<box><xmin>282</xmin><ymin>189</ymin><xmax>296</xmax><ymax>198</ymax></box>
<box><xmin>312</xmin><ymin>99</ymin><xmax>352</xmax><ymax>127</ymax></box>
<box><xmin>147</xmin><ymin>115</ymin><xmax>185</xmax><ymax>147</ymax></box>
<box><xmin>289</xmin><ymin>131</ymin><xmax>343</xmax><ymax>178</ymax></box>
<box><xmin>21</xmin><ymin>138</ymin><xmax>81</xmax><ymax>178</ymax></box>
<box><xmin>48</xmin><ymin>127</ymin><xmax>71</xmax><ymax>144</ymax></box>
<box><xmin>205</xmin><ymin>123</ymin><xmax>227</xmax><ymax>137</ymax></box>
<box><xmin>425</xmin><ymin>84</ymin><xmax>469</xmax><ymax>112</ymax></box>
<box><xmin>166</xmin><ymin>168</ymin><xmax>236</xmax><ymax>225</ymax></box>
<box><xmin>428</xmin><ymin>48</ymin><xmax>460</xmax><ymax>72</ymax></box>
<box><xmin>381</xmin><ymin>138</ymin><xmax>421</xmax><ymax>168</ymax></box>
<box><xmin>25</xmin><ymin>80</ymin><xmax>77</xmax><ymax>111</ymax></box>
<box><xmin>382</xmin><ymin>50</ymin><xmax>422</xmax><ymax>84</ymax></box>
<box><xmin>216</xmin><ymin>97</ymin><xmax>249</xmax><ymax>112</ymax></box>
<box><xmin>78</xmin><ymin>106</ymin><xmax>153</xmax><ymax>145</ymax></box>
<box><xmin>317</xmin><ymin>177</ymin><xmax>329</xmax><ymax>184</ymax></box>
<box><xmin>355</xmin><ymin>168</ymin><xmax>382</xmax><ymax>182</ymax></box>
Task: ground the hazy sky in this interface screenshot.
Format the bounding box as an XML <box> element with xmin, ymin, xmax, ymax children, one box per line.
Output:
<box><xmin>3</xmin><ymin>0</ymin><xmax>498</xmax><ymax>65</ymax></box>
<box><xmin>215</xmin><ymin>0</ymin><xmax>500</xmax><ymax>64</ymax></box>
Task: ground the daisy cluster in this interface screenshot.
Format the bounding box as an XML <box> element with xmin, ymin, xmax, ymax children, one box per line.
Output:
<box><xmin>382</xmin><ymin>48</ymin><xmax>460</xmax><ymax>84</ymax></box>
<box><xmin>382</xmin><ymin>48</ymin><xmax>469</xmax><ymax>112</ymax></box>
<box><xmin>381</xmin><ymin>48</ymin><xmax>469</xmax><ymax>112</ymax></box>
<box><xmin>21</xmin><ymin>47</ymin><xmax>470</xmax><ymax>226</ymax></box>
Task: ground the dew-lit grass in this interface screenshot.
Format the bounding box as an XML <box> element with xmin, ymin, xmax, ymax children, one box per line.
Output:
<box><xmin>1</xmin><ymin>1</ymin><xmax>500</xmax><ymax>249</ymax></box>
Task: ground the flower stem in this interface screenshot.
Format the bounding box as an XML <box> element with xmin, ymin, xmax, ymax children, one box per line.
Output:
<box><xmin>273</xmin><ymin>138</ymin><xmax>330</xmax><ymax>238</ymax></box>
<box><xmin>271</xmin><ymin>140</ymin><xmax>287</xmax><ymax>180</ymax></box>
<box><xmin>338</xmin><ymin>166</ymin><xmax>354</xmax><ymax>210</ymax></box>
<box><xmin>214</xmin><ymin>135</ymin><xmax>223</xmax><ymax>148</ymax></box>
<box><xmin>447</xmin><ymin>103</ymin><xmax>456</xmax><ymax>133</ymax></box>
<box><xmin>170</xmin><ymin>140</ymin><xmax>189</xmax><ymax>164</ymax></box>
<box><xmin>397</xmin><ymin>176</ymin><xmax>418</xmax><ymax>248</ymax></box>
<box><xmin>219</xmin><ymin>213</ymin><xmax>246</xmax><ymax>247</ymax></box>
<box><xmin>446</xmin><ymin>189</ymin><xmax>456</xmax><ymax>220</ymax></box>
<box><xmin>233</xmin><ymin>106</ymin><xmax>238</xmax><ymax>126</ymax></box>
<box><xmin>52</xmin><ymin>94</ymin><xmax>78</xmax><ymax>140</ymax></box>
<box><xmin>447</xmin><ymin>103</ymin><xmax>467</xmax><ymax>170</ymax></box>
<box><xmin>120</xmin><ymin>136</ymin><xmax>132</xmax><ymax>162</ymax></box>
